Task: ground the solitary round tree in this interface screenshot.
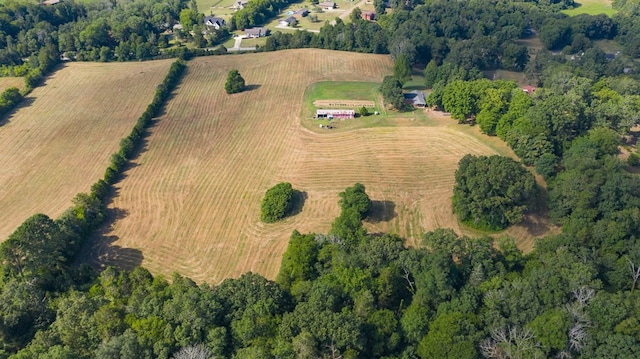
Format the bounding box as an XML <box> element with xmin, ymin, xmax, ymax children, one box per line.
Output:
<box><xmin>261</xmin><ymin>182</ymin><xmax>295</xmax><ymax>223</ymax></box>
<box><xmin>225</xmin><ymin>69</ymin><xmax>245</xmax><ymax>94</ymax></box>
<box><xmin>452</xmin><ymin>155</ymin><xmax>537</xmax><ymax>230</ymax></box>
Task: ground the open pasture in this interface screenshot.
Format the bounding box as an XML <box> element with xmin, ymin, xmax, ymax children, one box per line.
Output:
<box><xmin>313</xmin><ymin>99</ymin><xmax>375</xmax><ymax>107</ymax></box>
<box><xmin>0</xmin><ymin>60</ymin><xmax>173</xmax><ymax>241</ymax></box>
<box><xmin>86</xmin><ymin>49</ymin><xmax>551</xmax><ymax>283</ymax></box>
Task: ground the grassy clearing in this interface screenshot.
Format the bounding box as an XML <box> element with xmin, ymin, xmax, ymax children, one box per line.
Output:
<box><xmin>238</xmin><ymin>37</ymin><xmax>266</xmax><ymax>47</ymax></box>
<box><xmin>198</xmin><ymin>0</ymin><xmax>239</xmax><ymax>16</ymax></box>
<box><xmin>562</xmin><ymin>0</ymin><xmax>617</xmax><ymax>16</ymax></box>
<box><xmin>594</xmin><ymin>39</ymin><xmax>623</xmax><ymax>54</ymax></box>
<box><xmin>0</xmin><ymin>60</ymin><xmax>174</xmax><ymax>241</ymax></box>
<box><xmin>81</xmin><ymin>49</ymin><xmax>552</xmax><ymax>283</ymax></box>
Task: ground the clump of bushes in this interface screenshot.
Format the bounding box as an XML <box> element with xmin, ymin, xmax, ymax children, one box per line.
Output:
<box><xmin>261</xmin><ymin>182</ymin><xmax>295</xmax><ymax>223</ymax></box>
<box><xmin>452</xmin><ymin>155</ymin><xmax>537</xmax><ymax>231</ymax></box>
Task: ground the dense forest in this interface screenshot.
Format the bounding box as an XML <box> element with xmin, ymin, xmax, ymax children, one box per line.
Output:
<box><xmin>2</xmin><ymin>0</ymin><xmax>640</xmax><ymax>358</ymax></box>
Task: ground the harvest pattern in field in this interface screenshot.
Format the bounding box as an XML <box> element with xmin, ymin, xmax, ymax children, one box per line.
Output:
<box><xmin>0</xmin><ymin>60</ymin><xmax>174</xmax><ymax>241</ymax></box>
<box><xmin>0</xmin><ymin>77</ymin><xmax>23</xmax><ymax>93</ymax></box>
<box><xmin>88</xmin><ymin>49</ymin><xmax>552</xmax><ymax>283</ymax></box>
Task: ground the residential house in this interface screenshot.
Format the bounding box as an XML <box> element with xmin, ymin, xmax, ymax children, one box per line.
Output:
<box><xmin>245</xmin><ymin>27</ymin><xmax>269</xmax><ymax>38</ymax></box>
<box><xmin>279</xmin><ymin>16</ymin><xmax>297</xmax><ymax>27</ymax></box>
<box><xmin>404</xmin><ymin>90</ymin><xmax>426</xmax><ymax>107</ymax></box>
<box><xmin>361</xmin><ymin>11</ymin><xmax>375</xmax><ymax>21</ymax></box>
<box><xmin>204</xmin><ymin>16</ymin><xmax>226</xmax><ymax>30</ymax></box>
<box><xmin>230</xmin><ymin>0</ymin><xmax>248</xmax><ymax>9</ymax></box>
<box><xmin>318</xmin><ymin>1</ymin><xmax>336</xmax><ymax>10</ymax></box>
<box><xmin>521</xmin><ymin>85</ymin><xmax>537</xmax><ymax>95</ymax></box>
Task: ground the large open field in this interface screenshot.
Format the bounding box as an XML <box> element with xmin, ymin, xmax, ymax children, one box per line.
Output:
<box><xmin>0</xmin><ymin>60</ymin><xmax>173</xmax><ymax>241</ymax></box>
<box><xmin>83</xmin><ymin>49</ymin><xmax>552</xmax><ymax>283</ymax></box>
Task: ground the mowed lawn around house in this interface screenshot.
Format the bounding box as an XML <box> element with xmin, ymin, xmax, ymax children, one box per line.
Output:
<box><xmin>0</xmin><ymin>60</ymin><xmax>174</xmax><ymax>241</ymax></box>
<box><xmin>84</xmin><ymin>49</ymin><xmax>552</xmax><ymax>284</ymax></box>
<box><xmin>562</xmin><ymin>0</ymin><xmax>617</xmax><ymax>16</ymax></box>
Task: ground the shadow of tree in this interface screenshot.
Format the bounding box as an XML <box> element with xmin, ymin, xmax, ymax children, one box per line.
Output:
<box><xmin>245</xmin><ymin>84</ymin><xmax>261</xmax><ymax>92</ymax></box>
<box><xmin>0</xmin><ymin>97</ymin><xmax>36</xmax><ymax>127</ymax></box>
<box><xmin>76</xmin><ymin>207</ymin><xmax>144</xmax><ymax>271</ymax></box>
<box><xmin>365</xmin><ymin>200</ymin><xmax>397</xmax><ymax>223</ymax></box>
<box><xmin>287</xmin><ymin>190</ymin><xmax>308</xmax><ymax>217</ymax></box>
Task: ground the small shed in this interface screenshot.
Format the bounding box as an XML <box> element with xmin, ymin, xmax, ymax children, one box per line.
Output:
<box><xmin>521</xmin><ymin>85</ymin><xmax>537</xmax><ymax>95</ymax></box>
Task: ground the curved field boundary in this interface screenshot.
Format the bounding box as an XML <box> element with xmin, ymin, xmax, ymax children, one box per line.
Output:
<box><xmin>88</xmin><ymin>49</ymin><xmax>552</xmax><ymax>284</ymax></box>
<box><xmin>0</xmin><ymin>60</ymin><xmax>174</xmax><ymax>241</ymax></box>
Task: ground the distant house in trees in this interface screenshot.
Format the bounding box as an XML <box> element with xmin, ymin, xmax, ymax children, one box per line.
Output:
<box><xmin>316</xmin><ymin>109</ymin><xmax>355</xmax><ymax>119</ymax></box>
<box><xmin>230</xmin><ymin>0</ymin><xmax>248</xmax><ymax>9</ymax></box>
<box><xmin>279</xmin><ymin>16</ymin><xmax>297</xmax><ymax>26</ymax></box>
<box><xmin>404</xmin><ymin>90</ymin><xmax>426</xmax><ymax>107</ymax></box>
<box><xmin>521</xmin><ymin>85</ymin><xmax>537</xmax><ymax>95</ymax></box>
<box><xmin>42</xmin><ymin>0</ymin><xmax>63</xmax><ymax>5</ymax></box>
<box><xmin>204</xmin><ymin>16</ymin><xmax>226</xmax><ymax>30</ymax></box>
<box><xmin>319</xmin><ymin>1</ymin><xmax>336</xmax><ymax>10</ymax></box>
<box><xmin>294</xmin><ymin>8</ymin><xmax>309</xmax><ymax>17</ymax></box>
<box><xmin>245</xmin><ymin>27</ymin><xmax>269</xmax><ymax>38</ymax></box>
<box><xmin>361</xmin><ymin>11</ymin><xmax>375</xmax><ymax>21</ymax></box>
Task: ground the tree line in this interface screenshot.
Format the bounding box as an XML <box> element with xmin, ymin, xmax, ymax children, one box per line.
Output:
<box><xmin>4</xmin><ymin>180</ymin><xmax>640</xmax><ymax>358</ymax></box>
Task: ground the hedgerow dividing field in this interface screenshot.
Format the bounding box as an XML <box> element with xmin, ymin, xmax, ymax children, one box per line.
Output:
<box><xmin>88</xmin><ymin>49</ymin><xmax>553</xmax><ymax>283</ymax></box>
<box><xmin>0</xmin><ymin>60</ymin><xmax>174</xmax><ymax>241</ymax></box>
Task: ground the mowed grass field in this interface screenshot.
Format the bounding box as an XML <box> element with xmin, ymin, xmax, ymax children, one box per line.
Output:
<box><xmin>0</xmin><ymin>77</ymin><xmax>23</xmax><ymax>93</ymax></box>
<box><xmin>562</xmin><ymin>0</ymin><xmax>617</xmax><ymax>16</ymax></box>
<box><xmin>0</xmin><ymin>60</ymin><xmax>173</xmax><ymax>241</ymax></box>
<box><xmin>86</xmin><ymin>49</ymin><xmax>552</xmax><ymax>283</ymax></box>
